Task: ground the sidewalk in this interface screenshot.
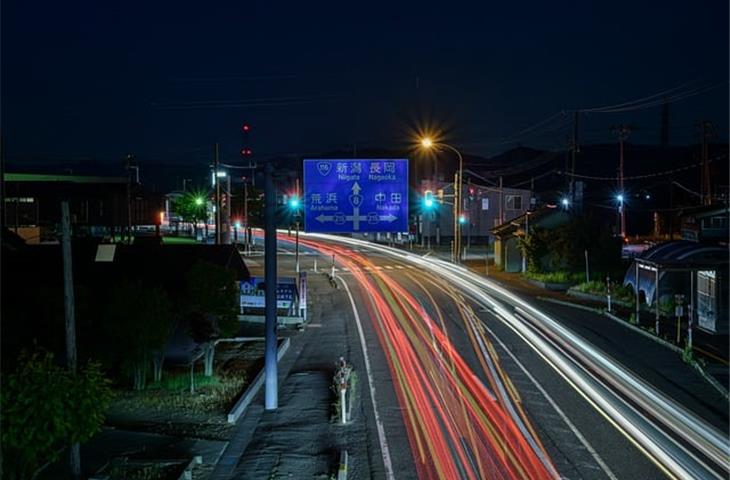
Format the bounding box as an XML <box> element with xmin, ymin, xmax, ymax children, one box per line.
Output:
<box><xmin>210</xmin><ymin>271</ymin><xmax>372</xmax><ymax>480</ymax></box>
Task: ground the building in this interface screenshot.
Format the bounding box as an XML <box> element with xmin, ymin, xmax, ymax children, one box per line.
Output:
<box><xmin>3</xmin><ymin>172</ymin><xmax>164</xmax><ymax>243</ymax></box>
<box><xmin>680</xmin><ymin>205</ymin><xmax>729</xmax><ymax>243</ymax></box>
<box><xmin>490</xmin><ymin>205</ymin><xmax>570</xmax><ymax>272</ymax></box>
<box><xmin>419</xmin><ymin>179</ymin><xmax>531</xmax><ymax>246</ymax></box>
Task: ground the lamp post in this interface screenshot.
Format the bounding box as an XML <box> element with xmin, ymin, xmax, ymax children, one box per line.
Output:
<box><xmin>420</xmin><ymin>138</ymin><xmax>463</xmax><ymax>262</ymax></box>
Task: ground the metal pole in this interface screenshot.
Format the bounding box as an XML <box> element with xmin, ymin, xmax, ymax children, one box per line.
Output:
<box><xmin>295</xmin><ymin>221</ymin><xmax>300</xmax><ymax>274</ymax></box>
<box><xmin>295</xmin><ymin>178</ymin><xmax>300</xmax><ymax>274</ymax></box>
<box><xmin>635</xmin><ymin>261</ymin><xmax>640</xmax><ymax>324</ymax></box>
<box><xmin>244</xmin><ymin>180</ymin><xmax>250</xmax><ymax>253</ymax></box>
<box><xmin>655</xmin><ymin>268</ymin><xmax>660</xmax><ymax>335</ymax></box>
<box><xmin>453</xmin><ymin>171</ymin><xmax>459</xmax><ymax>263</ymax></box>
<box><xmin>688</xmin><ymin>272</ymin><xmax>694</xmax><ymax>349</ymax></box>
<box><xmin>584</xmin><ymin>249</ymin><xmax>589</xmax><ymax>283</ymax></box>
<box><xmin>264</xmin><ymin>162</ymin><xmax>278</xmax><ymax>410</ymax></box>
<box><xmin>61</xmin><ymin>202</ymin><xmax>81</xmax><ymax>477</ymax></box>
<box><xmin>214</xmin><ymin>143</ymin><xmax>221</xmax><ymax>245</ymax></box>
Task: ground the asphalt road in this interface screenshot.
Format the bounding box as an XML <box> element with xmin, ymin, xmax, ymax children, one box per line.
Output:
<box><xmin>274</xmin><ymin>233</ymin><xmax>728</xmax><ymax>480</ymax></box>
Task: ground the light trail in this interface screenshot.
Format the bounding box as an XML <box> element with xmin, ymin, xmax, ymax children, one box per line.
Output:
<box><xmin>276</xmin><ymin>233</ymin><xmax>557</xmax><ymax>479</ymax></box>
<box><xmin>290</xmin><ymin>232</ymin><xmax>730</xmax><ymax>480</ymax></box>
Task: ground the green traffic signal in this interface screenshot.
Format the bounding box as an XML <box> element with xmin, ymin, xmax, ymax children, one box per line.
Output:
<box><xmin>423</xmin><ymin>190</ymin><xmax>435</xmax><ymax>209</ymax></box>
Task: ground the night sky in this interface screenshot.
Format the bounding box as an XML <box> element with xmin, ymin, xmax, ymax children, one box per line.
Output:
<box><xmin>2</xmin><ymin>1</ymin><xmax>728</xmax><ymax>169</ymax></box>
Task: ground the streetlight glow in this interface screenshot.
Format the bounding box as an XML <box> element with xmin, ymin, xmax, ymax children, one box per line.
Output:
<box><xmin>561</xmin><ymin>197</ymin><xmax>570</xmax><ymax>207</ymax></box>
<box><xmin>617</xmin><ymin>194</ymin><xmax>624</xmax><ymax>203</ymax></box>
<box><xmin>194</xmin><ymin>197</ymin><xmax>204</xmax><ymax>206</ymax></box>
<box><xmin>420</xmin><ymin>137</ymin><xmax>434</xmax><ymax>149</ymax></box>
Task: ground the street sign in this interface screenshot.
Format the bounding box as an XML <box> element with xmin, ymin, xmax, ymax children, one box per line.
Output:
<box><xmin>239</xmin><ymin>277</ymin><xmax>297</xmax><ymax>310</ymax></box>
<box><xmin>303</xmin><ymin>159</ymin><xmax>409</xmax><ymax>233</ymax></box>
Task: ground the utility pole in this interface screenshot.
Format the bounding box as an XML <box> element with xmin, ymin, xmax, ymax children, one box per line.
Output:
<box><xmin>700</xmin><ymin>121</ymin><xmax>714</xmax><ymax>206</ymax></box>
<box><xmin>61</xmin><ymin>201</ymin><xmax>81</xmax><ymax>478</ymax></box>
<box><xmin>660</xmin><ymin>98</ymin><xmax>670</xmax><ymax>147</ymax></box>
<box><xmin>125</xmin><ymin>154</ymin><xmax>134</xmax><ymax>244</ymax></box>
<box><xmin>612</xmin><ymin>125</ymin><xmax>631</xmax><ymax>238</ymax></box>
<box><xmin>570</xmin><ymin>111</ymin><xmax>580</xmax><ymax>203</ymax></box>
<box><xmin>243</xmin><ymin>178</ymin><xmax>249</xmax><ymax>252</ymax></box>
<box><xmin>214</xmin><ymin>143</ymin><xmax>221</xmax><ymax>244</ymax></box>
<box><xmin>263</xmin><ymin>162</ymin><xmax>278</xmax><ymax>410</ymax></box>
<box><xmin>498</xmin><ymin>176</ymin><xmax>504</xmax><ymax>225</ymax></box>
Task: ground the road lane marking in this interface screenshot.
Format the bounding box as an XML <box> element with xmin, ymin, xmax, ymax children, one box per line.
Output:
<box><xmin>484</xmin><ymin>325</ymin><xmax>619</xmax><ymax>480</ymax></box>
<box><xmin>339</xmin><ymin>277</ymin><xmax>395</xmax><ymax>480</ymax></box>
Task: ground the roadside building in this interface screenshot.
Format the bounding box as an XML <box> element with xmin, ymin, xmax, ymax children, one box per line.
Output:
<box><xmin>679</xmin><ymin>205</ymin><xmax>729</xmax><ymax>243</ymax></box>
<box><xmin>3</xmin><ymin>172</ymin><xmax>164</xmax><ymax>243</ymax></box>
<box><xmin>420</xmin><ymin>179</ymin><xmax>531</xmax><ymax>246</ymax></box>
<box><xmin>490</xmin><ymin>205</ymin><xmax>570</xmax><ymax>272</ymax></box>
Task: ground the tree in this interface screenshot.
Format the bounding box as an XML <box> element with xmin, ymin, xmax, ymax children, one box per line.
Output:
<box><xmin>1</xmin><ymin>350</ymin><xmax>112</xmax><ymax>480</ymax></box>
<box><xmin>103</xmin><ymin>280</ymin><xmax>173</xmax><ymax>389</ymax></box>
<box><xmin>184</xmin><ymin>261</ymin><xmax>239</xmax><ymax>376</ymax></box>
<box><xmin>172</xmin><ymin>190</ymin><xmax>208</xmax><ymax>237</ymax></box>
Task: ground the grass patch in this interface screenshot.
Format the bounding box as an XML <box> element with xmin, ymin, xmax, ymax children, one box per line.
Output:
<box><xmin>113</xmin><ymin>371</ymin><xmax>246</xmax><ymax>413</ymax></box>
<box><xmin>149</xmin><ymin>373</ymin><xmax>221</xmax><ymax>391</ymax></box>
<box><xmin>161</xmin><ymin>236</ymin><xmax>199</xmax><ymax>245</ymax></box>
<box><xmin>572</xmin><ymin>280</ymin><xmax>635</xmax><ymax>304</ymax></box>
<box><xmin>524</xmin><ymin>271</ymin><xmax>583</xmax><ymax>284</ymax></box>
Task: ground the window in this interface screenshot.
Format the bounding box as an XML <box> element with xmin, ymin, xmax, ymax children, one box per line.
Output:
<box><xmin>505</xmin><ymin>195</ymin><xmax>522</xmax><ymax>211</ymax></box>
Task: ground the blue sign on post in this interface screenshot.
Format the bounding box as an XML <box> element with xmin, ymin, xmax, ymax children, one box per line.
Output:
<box><xmin>303</xmin><ymin>159</ymin><xmax>409</xmax><ymax>233</ymax></box>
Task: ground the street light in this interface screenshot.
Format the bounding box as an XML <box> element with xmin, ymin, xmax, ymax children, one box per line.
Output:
<box><xmin>616</xmin><ymin>193</ymin><xmax>626</xmax><ymax>238</ymax></box>
<box><xmin>561</xmin><ymin>197</ymin><xmax>570</xmax><ymax>208</ymax></box>
<box><xmin>194</xmin><ymin>196</ymin><xmax>204</xmax><ymax>206</ymax></box>
<box><xmin>419</xmin><ymin>138</ymin><xmax>464</xmax><ymax>263</ymax></box>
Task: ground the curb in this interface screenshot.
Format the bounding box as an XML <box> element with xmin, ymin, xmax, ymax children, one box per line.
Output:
<box><xmin>538</xmin><ymin>296</ymin><xmax>729</xmax><ymax>399</ymax></box>
<box><xmin>226</xmin><ymin>337</ymin><xmax>291</xmax><ymax>424</ymax></box>
<box><xmin>337</xmin><ymin>450</ymin><xmax>349</xmax><ymax>480</ymax></box>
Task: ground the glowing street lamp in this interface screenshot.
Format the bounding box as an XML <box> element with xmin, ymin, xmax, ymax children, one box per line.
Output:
<box><xmin>561</xmin><ymin>197</ymin><xmax>570</xmax><ymax>208</ymax></box>
<box><xmin>194</xmin><ymin>196</ymin><xmax>204</xmax><ymax>207</ymax></box>
<box><xmin>419</xmin><ymin>137</ymin><xmax>464</xmax><ymax>262</ymax></box>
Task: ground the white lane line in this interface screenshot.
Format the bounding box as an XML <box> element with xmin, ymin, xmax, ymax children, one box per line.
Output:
<box><xmin>395</xmin><ymin>265</ymin><xmax>405</xmax><ymax>270</ymax></box>
<box><xmin>384</xmin><ymin>265</ymin><xmax>394</xmax><ymax>270</ymax></box>
<box><xmin>339</xmin><ymin>277</ymin><xmax>395</xmax><ymax>480</ymax></box>
<box><xmin>485</xmin><ymin>325</ymin><xmax>619</xmax><ymax>480</ymax></box>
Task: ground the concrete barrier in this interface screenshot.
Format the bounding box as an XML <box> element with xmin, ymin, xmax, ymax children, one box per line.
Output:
<box><xmin>226</xmin><ymin>337</ymin><xmax>291</xmax><ymax>424</ymax></box>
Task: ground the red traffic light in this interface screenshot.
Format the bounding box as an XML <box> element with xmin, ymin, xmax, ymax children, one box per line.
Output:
<box><xmin>242</xmin><ymin>124</ymin><xmax>251</xmax><ymax>132</ymax></box>
<box><xmin>240</xmin><ymin>148</ymin><xmax>253</xmax><ymax>156</ymax></box>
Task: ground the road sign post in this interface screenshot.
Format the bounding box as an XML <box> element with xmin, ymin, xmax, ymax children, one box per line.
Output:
<box><xmin>303</xmin><ymin>159</ymin><xmax>409</xmax><ymax>234</ymax></box>
<box><xmin>264</xmin><ymin>162</ymin><xmax>278</xmax><ymax>410</ymax></box>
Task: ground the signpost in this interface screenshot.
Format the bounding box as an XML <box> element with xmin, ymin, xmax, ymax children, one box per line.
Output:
<box><xmin>303</xmin><ymin>159</ymin><xmax>409</xmax><ymax>233</ymax></box>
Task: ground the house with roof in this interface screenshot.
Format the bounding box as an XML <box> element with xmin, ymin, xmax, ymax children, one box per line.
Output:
<box><xmin>490</xmin><ymin>205</ymin><xmax>570</xmax><ymax>272</ymax></box>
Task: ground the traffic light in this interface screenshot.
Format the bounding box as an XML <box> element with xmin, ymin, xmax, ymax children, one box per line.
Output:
<box><xmin>423</xmin><ymin>190</ymin><xmax>435</xmax><ymax>209</ymax></box>
<box><xmin>458</xmin><ymin>213</ymin><xmax>467</xmax><ymax>224</ymax></box>
<box><xmin>288</xmin><ymin>194</ymin><xmax>301</xmax><ymax>210</ymax></box>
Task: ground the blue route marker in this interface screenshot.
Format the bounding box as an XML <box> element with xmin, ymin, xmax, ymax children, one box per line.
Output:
<box><xmin>303</xmin><ymin>159</ymin><xmax>409</xmax><ymax>233</ymax></box>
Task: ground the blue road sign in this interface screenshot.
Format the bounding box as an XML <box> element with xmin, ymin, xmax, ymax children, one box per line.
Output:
<box><xmin>303</xmin><ymin>159</ymin><xmax>409</xmax><ymax>233</ymax></box>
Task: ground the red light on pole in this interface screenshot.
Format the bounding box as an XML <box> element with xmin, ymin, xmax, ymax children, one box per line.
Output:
<box><xmin>242</xmin><ymin>124</ymin><xmax>251</xmax><ymax>132</ymax></box>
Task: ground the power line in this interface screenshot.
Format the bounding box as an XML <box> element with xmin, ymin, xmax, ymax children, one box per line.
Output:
<box><xmin>562</xmin><ymin>154</ymin><xmax>727</xmax><ymax>181</ymax></box>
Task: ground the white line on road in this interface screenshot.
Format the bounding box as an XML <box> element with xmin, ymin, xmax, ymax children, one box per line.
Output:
<box><xmin>339</xmin><ymin>277</ymin><xmax>395</xmax><ymax>480</ymax></box>
<box><xmin>485</xmin><ymin>325</ymin><xmax>619</xmax><ymax>480</ymax></box>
